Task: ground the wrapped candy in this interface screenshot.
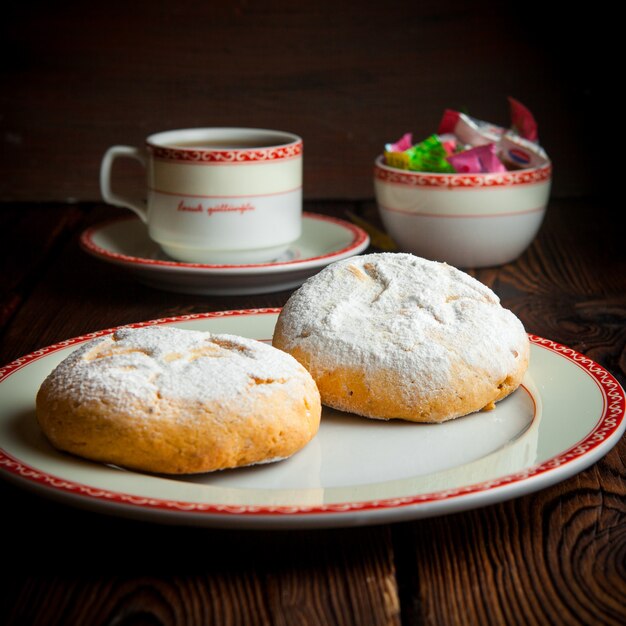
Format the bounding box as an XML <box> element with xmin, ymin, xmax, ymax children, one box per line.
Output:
<box><xmin>385</xmin><ymin>134</ymin><xmax>455</xmax><ymax>173</ymax></box>
<box><xmin>439</xmin><ymin>133</ymin><xmax>459</xmax><ymax>156</ymax></box>
<box><xmin>384</xmin><ymin>149</ymin><xmax>411</xmax><ymax>170</ymax></box>
<box><xmin>405</xmin><ymin>135</ymin><xmax>456</xmax><ymax>173</ymax></box>
<box><xmin>447</xmin><ymin>143</ymin><xmax>507</xmax><ymax>173</ymax></box>
<box><xmin>438</xmin><ymin>110</ymin><xmax>504</xmax><ymax>147</ymax></box>
<box><xmin>384</xmin><ymin>98</ymin><xmax>546</xmax><ymax>174</ymax></box>
<box><xmin>497</xmin><ymin>133</ymin><xmax>548</xmax><ymax>170</ymax></box>
<box><xmin>385</xmin><ymin>132</ymin><xmax>413</xmax><ymax>153</ymax></box>
<box><xmin>508</xmin><ymin>96</ymin><xmax>538</xmax><ymax>141</ymax></box>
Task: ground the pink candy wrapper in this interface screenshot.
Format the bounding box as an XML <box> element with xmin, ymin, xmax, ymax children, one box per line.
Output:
<box><xmin>447</xmin><ymin>143</ymin><xmax>507</xmax><ymax>174</ymax></box>
<box><xmin>385</xmin><ymin>132</ymin><xmax>414</xmax><ymax>153</ymax></box>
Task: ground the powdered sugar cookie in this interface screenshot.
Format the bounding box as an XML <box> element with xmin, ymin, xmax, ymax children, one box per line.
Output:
<box><xmin>36</xmin><ymin>326</ymin><xmax>321</xmax><ymax>474</ymax></box>
<box><xmin>273</xmin><ymin>253</ymin><xmax>529</xmax><ymax>423</ymax></box>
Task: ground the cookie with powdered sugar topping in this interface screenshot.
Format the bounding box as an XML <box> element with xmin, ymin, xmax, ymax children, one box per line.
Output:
<box><xmin>37</xmin><ymin>326</ymin><xmax>321</xmax><ymax>473</ymax></box>
<box><xmin>273</xmin><ymin>253</ymin><xmax>529</xmax><ymax>423</ymax></box>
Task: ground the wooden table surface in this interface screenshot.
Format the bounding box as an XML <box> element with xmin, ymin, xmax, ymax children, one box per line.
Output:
<box><xmin>0</xmin><ymin>199</ymin><xmax>624</xmax><ymax>625</ymax></box>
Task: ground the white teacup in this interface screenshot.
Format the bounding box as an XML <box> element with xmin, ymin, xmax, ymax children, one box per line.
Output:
<box><xmin>100</xmin><ymin>127</ymin><xmax>303</xmax><ymax>264</ymax></box>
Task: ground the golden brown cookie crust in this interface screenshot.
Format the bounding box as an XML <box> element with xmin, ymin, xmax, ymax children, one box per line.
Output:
<box><xmin>37</xmin><ymin>326</ymin><xmax>321</xmax><ymax>474</ymax></box>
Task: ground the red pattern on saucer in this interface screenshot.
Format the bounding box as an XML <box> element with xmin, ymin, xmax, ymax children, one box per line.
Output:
<box><xmin>79</xmin><ymin>213</ymin><xmax>368</xmax><ymax>270</ymax></box>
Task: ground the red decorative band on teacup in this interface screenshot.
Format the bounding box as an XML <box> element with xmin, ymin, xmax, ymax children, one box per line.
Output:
<box><xmin>374</xmin><ymin>162</ymin><xmax>552</xmax><ymax>189</ymax></box>
<box><xmin>148</xmin><ymin>141</ymin><xmax>303</xmax><ymax>164</ymax></box>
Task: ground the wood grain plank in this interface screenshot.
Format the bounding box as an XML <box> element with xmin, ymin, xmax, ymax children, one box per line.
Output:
<box><xmin>393</xmin><ymin>447</ymin><xmax>626</xmax><ymax>626</ymax></box>
<box><xmin>263</xmin><ymin>527</ymin><xmax>399</xmax><ymax>626</ymax></box>
<box><xmin>0</xmin><ymin>203</ymin><xmax>84</xmax><ymax>334</ymax></box>
<box><xmin>0</xmin><ymin>502</ymin><xmax>400</xmax><ymax>626</ymax></box>
<box><xmin>4</xmin><ymin>574</ymin><xmax>269</xmax><ymax>626</ymax></box>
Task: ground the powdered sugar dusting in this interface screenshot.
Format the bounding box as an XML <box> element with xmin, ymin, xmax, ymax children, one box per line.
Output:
<box><xmin>42</xmin><ymin>326</ymin><xmax>311</xmax><ymax>419</ymax></box>
<box><xmin>276</xmin><ymin>253</ymin><xmax>528</xmax><ymax>401</ymax></box>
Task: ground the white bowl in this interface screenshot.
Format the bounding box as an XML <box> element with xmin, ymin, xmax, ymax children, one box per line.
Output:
<box><xmin>374</xmin><ymin>155</ymin><xmax>552</xmax><ymax>268</ymax></box>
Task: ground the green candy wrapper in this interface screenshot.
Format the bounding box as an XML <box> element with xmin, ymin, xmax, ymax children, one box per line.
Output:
<box><xmin>406</xmin><ymin>135</ymin><xmax>456</xmax><ymax>173</ymax></box>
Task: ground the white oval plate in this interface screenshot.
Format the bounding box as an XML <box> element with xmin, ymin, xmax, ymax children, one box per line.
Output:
<box><xmin>80</xmin><ymin>213</ymin><xmax>370</xmax><ymax>295</ymax></box>
<box><xmin>1</xmin><ymin>310</ymin><xmax>624</xmax><ymax>528</ymax></box>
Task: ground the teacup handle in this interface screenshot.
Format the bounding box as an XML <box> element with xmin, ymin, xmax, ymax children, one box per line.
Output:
<box><xmin>100</xmin><ymin>145</ymin><xmax>148</xmax><ymax>222</ymax></box>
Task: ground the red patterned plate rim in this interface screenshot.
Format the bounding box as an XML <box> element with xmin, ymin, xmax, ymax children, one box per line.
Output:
<box><xmin>0</xmin><ymin>310</ymin><xmax>624</xmax><ymax>522</ymax></box>
<box><xmin>79</xmin><ymin>213</ymin><xmax>369</xmax><ymax>272</ymax></box>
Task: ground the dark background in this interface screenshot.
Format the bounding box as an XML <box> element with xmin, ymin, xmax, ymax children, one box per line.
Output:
<box><xmin>0</xmin><ymin>1</ymin><xmax>607</xmax><ymax>203</ymax></box>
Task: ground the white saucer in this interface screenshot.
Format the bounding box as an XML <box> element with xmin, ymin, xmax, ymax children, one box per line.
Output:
<box><xmin>80</xmin><ymin>213</ymin><xmax>370</xmax><ymax>295</ymax></box>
